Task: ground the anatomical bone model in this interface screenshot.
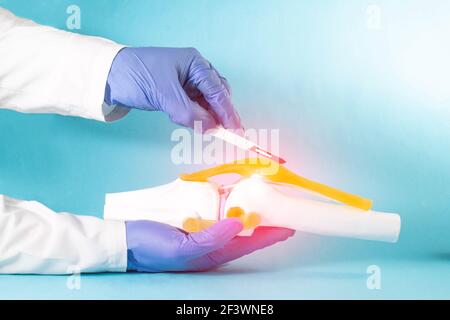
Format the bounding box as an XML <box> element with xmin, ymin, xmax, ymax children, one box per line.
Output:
<box><xmin>104</xmin><ymin>158</ymin><xmax>401</xmax><ymax>243</ymax></box>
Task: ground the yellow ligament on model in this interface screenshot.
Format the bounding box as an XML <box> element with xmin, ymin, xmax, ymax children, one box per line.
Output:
<box><xmin>181</xmin><ymin>158</ymin><xmax>373</xmax><ymax>233</ymax></box>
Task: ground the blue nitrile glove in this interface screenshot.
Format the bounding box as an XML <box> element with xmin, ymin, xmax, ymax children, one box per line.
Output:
<box><xmin>105</xmin><ymin>47</ymin><xmax>242</xmax><ymax>131</ymax></box>
<box><xmin>125</xmin><ymin>219</ymin><xmax>295</xmax><ymax>272</ymax></box>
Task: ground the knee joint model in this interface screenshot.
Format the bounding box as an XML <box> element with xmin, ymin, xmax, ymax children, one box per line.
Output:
<box><xmin>104</xmin><ymin>158</ymin><xmax>401</xmax><ymax>243</ymax></box>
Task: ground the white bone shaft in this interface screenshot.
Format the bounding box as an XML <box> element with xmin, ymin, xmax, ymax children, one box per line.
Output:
<box><xmin>224</xmin><ymin>178</ymin><xmax>401</xmax><ymax>243</ymax></box>
<box><xmin>104</xmin><ymin>179</ymin><xmax>220</xmax><ymax>229</ymax></box>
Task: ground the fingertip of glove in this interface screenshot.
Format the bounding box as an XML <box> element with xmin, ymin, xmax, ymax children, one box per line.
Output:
<box><xmin>285</xmin><ymin>229</ymin><xmax>296</xmax><ymax>238</ymax></box>
<box><xmin>252</xmin><ymin>227</ymin><xmax>296</xmax><ymax>242</ymax></box>
<box><xmin>275</xmin><ymin>228</ymin><xmax>296</xmax><ymax>242</ymax></box>
<box><xmin>220</xmin><ymin>217</ymin><xmax>244</xmax><ymax>230</ymax></box>
<box><xmin>212</xmin><ymin>218</ymin><xmax>244</xmax><ymax>238</ymax></box>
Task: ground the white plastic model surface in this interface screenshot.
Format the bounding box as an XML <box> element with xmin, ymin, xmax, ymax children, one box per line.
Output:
<box><xmin>104</xmin><ymin>179</ymin><xmax>220</xmax><ymax>229</ymax></box>
<box><xmin>104</xmin><ymin>174</ymin><xmax>401</xmax><ymax>243</ymax></box>
<box><xmin>224</xmin><ymin>177</ymin><xmax>401</xmax><ymax>243</ymax></box>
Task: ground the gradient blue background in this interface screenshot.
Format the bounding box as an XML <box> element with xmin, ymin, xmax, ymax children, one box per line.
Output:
<box><xmin>0</xmin><ymin>0</ymin><xmax>449</xmax><ymax>299</ymax></box>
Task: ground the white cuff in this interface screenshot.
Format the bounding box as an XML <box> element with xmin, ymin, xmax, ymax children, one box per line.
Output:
<box><xmin>71</xmin><ymin>37</ymin><xmax>128</xmax><ymax>122</ymax></box>
<box><xmin>101</xmin><ymin>220</ymin><xmax>128</xmax><ymax>272</ymax></box>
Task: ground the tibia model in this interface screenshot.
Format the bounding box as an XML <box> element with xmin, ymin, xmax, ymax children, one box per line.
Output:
<box><xmin>104</xmin><ymin>158</ymin><xmax>401</xmax><ymax>243</ymax></box>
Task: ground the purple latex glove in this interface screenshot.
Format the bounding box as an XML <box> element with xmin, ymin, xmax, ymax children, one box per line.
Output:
<box><xmin>105</xmin><ymin>47</ymin><xmax>242</xmax><ymax>131</ymax></box>
<box><xmin>125</xmin><ymin>219</ymin><xmax>295</xmax><ymax>272</ymax></box>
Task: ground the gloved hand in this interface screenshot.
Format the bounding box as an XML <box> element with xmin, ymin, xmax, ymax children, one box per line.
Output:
<box><xmin>125</xmin><ymin>219</ymin><xmax>295</xmax><ymax>272</ymax></box>
<box><xmin>105</xmin><ymin>47</ymin><xmax>242</xmax><ymax>131</ymax></box>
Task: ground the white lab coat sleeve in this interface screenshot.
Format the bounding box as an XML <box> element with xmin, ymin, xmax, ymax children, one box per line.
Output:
<box><xmin>0</xmin><ymin>195</ymin><xmax>128</xmax><ymax>274</ymax></box>
<box><xmin>0</xmin><ymin>7</ymin><xmax>129</xmax><ymax>122</ymax></box>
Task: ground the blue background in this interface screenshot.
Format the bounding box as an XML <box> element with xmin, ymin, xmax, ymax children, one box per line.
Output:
<box><xmin>0</xmin><ymin>0</ymin><xmax>450</xmax><ymax>299</ymax></box>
